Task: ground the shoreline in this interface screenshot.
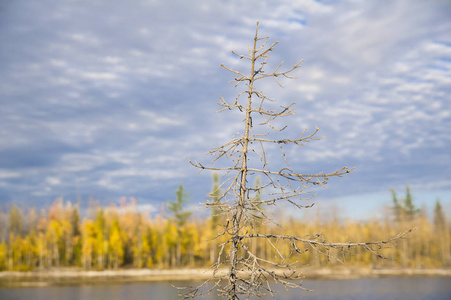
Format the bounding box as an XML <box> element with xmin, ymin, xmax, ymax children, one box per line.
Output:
<box><xmin>1</xmin><ymin>267</ymin><xmax>450</xmax><ymax>288</ymax></box>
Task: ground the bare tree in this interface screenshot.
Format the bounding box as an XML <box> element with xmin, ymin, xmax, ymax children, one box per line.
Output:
<box><xmin>185</xmin><ymin>22</ymin><xmax>410</xmax><ymax>299</ymax></box>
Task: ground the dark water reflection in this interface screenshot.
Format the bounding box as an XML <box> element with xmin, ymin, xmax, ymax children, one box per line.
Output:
<box><xmin>1</xmin><ymin>277</ymin><xmax>450</xmax><ymax>300</ymax></box>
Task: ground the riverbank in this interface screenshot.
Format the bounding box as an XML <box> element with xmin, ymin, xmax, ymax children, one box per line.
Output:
<box><xmin>1</xmin><ymin>267</ymin><xmax>450</xmax><ymax>288</ymax></box>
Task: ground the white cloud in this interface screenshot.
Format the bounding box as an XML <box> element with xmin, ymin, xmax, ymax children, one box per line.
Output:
<box><xmin>46</xmin><ymin>177</ymin><xmax>61</xmax><ymax>185</ymax></box>
<box><xmin>0</xmin><ymin>170</ymin><xmax>21</xmax><ymax>179</ymax></box>
<box><xmin>294</xmin><ymin>84</ymin><xmax>321</xmax><ymax>101</ymax></box>
<box><xmin>0</xmin><ymin>0</ymin><xmax>450</xmax><ymax>209</ymax></box>
<box><xmin>68</xmin><ymin>33</ymin><xmax>101</xmax><ymax>46</ymax></box>
<box><xmin>423</xmin><ymin>42</ymin><xmax>451</xmax><ymax>56</ymax></box>
<box><xmin>80</xmin><ymin>72</ymin><xmax>118</xmax><ymax>80</ymax></box>
<box><xmin>103</xmin><ymin>56</ymin><xmax>123</xmax><ymax>64</ymax></box>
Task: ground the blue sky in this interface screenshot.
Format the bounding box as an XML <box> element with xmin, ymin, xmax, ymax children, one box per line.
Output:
<box><xmin>0</xmin><ymin>0</ymin><xmax>450</xmax><ymax>219</ymax></box>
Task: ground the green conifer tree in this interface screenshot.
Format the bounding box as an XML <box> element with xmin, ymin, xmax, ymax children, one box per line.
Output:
<box><xmin>167</xmin><ymin>184</ymin><xmax>191</xmax><ymax>266</ymax></box>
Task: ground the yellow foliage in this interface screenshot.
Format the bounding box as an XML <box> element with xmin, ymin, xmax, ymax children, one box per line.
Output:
<box><xmin>0</xmin><ymin>202</ymin><xmax>449</xmax><ymax>271</ymax></box>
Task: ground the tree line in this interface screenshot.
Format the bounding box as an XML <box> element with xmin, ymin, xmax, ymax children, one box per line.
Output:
<box><xmin>0</xmin><ymin>184</ymin><xmax>449</xmax><ymax>271</ymax></box>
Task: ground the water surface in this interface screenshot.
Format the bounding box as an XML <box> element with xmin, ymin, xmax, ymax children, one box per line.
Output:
<box><xmin>1</xmin><ymin>277</ymin><xmax>450</xmax><ymax>299</ymax></box>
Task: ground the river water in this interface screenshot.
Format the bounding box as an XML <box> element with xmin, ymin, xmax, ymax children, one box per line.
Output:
<box><xmin>0</xmin><ymin>277</ymin><xmax>450</xmax><ymax>299</ymax></box>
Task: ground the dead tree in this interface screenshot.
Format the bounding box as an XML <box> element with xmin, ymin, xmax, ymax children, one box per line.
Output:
<box><xmin>185</xmin><ymin>22</ymin><xmax>410</xmax><ymax>299</ymax></box>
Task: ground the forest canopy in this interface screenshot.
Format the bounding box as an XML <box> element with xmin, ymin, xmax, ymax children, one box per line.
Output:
<box><xmin>0</xmin><ymin>185</ymin><xmax>449</xmax><ymax>271</ymax></box>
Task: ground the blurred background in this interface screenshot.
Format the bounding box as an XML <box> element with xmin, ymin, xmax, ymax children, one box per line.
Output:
<box><xmin>0</xmin><ymin>1</ymin><xmax>450</xmax><ymax>221</ymax></box>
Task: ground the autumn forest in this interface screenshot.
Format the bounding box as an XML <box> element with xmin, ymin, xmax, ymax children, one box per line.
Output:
<box><xmin>0</xmin><ymin>182</ymin><xmax>449</xmax><ymax>272</ymax></box>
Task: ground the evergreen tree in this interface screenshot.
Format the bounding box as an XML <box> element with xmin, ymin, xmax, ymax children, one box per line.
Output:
<box><xmin>391</xmin><ymin>185</ymin><xmax>419</xmax><ymax>222</ymax></box>
<box><xmin>210</xmin><ymin>172</ymin><xmax>221</xmax><ymax>230</ymax></box>
<box><xmin>403</xmin><ymin>186</ymin><xmax>419</xmax><ymax>220</ymax></box>
<box><xmin>209</xmin><ymin>173</ymin><xmax>222</xmax><ymax>264</ymax></box>
<box><xmin>9</xmin><ymin>205</ymin><xmax>23</xmax><ymax>237</ymax></box>
<box><xmin>70</xmin><ymin>206</ymin><xmax>81</xmax><ymax>237</ymax></box>
<box><xmin>167</xmin><ymin>184</ymin><xmax>191</xmax><ymax>266</ymax></box>
<box><xmin>434</xmin><ymin>199</ymin><xmax>446</xmax><ymax>231</ymax></box>
<box><xmin>168</xmin><ymin>185</ymin><xmax>192</xmax><ymax>228</ymax></box>
<box><xmin>391</xmin><ymin>188</ymin><xmax>402</xmax><ymax>222</ymax></box>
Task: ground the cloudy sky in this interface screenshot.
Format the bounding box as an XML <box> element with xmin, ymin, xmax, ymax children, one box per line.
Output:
<box><xmin>1</xmin><ymin>0</ymin><xmax>450</xmax><ymax>218</ymax></box>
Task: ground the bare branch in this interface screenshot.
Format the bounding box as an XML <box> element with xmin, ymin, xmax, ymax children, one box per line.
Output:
<box><xmin>182</xmin><ymin>21</ymin><xmax>408</xmax><ymax>300</ymax></box>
